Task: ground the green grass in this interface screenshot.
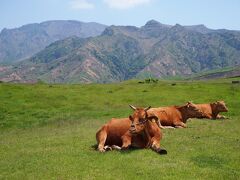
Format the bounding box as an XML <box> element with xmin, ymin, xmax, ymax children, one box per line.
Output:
<box><xmin>0</xmin><ymin>80</ymin><xmax>240</xmax><ymax>179</ymax></box>
<box><xmin>187</xmin><ymin>66</ymin><xmax>240</xmax><ymax>80</ymax></box>
<box><xmin>158</xmin><ymin>66</ymin><xmax>240</xmax><ymax>81</ymax></box>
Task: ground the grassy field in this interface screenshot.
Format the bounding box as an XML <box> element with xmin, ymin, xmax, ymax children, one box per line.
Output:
<box><xmin>0</xmin><ymin>79</ymin><xmax>240</xmax><ymax>179</ymax></box>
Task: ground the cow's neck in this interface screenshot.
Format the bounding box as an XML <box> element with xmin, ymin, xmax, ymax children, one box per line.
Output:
<box><xmin>176</xmin><ymin>106</ymin><xmax>189</xmax><ymax>123</ymax></box>
<box><xmin>144</xmin><ymin>120</ymin><xmax>155</xmax><ymax>136</ymax></box>
<box><xmin>210</xmin><ymin>103</ymin><xmax>219</xmax><ymax>118</ymax></box>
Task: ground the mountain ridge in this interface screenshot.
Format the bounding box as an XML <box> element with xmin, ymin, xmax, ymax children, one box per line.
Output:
<box><xmin>0</xmin><ymin>20</ymin><xmax>240</xmax><ymax>83</ymax></box>
<box><xmin>0</xmin><ymin>20</ymin><xmax>107</xmax><ymax>63</ymax></box>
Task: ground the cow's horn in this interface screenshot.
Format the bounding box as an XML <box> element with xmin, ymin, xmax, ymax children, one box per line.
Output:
<box><xmin>129</xmin><ymin>105</ymin><xmax>137</xmax><ymax>110</ymax></box>
<box><xmin>144</xmin><ymin>106</ymin><xmax>151</xmax><ymax>111</ymax></box>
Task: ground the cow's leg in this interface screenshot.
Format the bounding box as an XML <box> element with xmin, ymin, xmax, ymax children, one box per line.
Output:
<box><xmin>156</xmin><ymin>120</ymin><xmax>165</xmax><ymax>129</ymax></box>
<box><xmin>102</xmin><ymin>145</ymin><xmax>121</xmax><ymax>151</ymax></box>
<box><xmin>96</xmin><ymin>126</ymin><xmax>107</xmax><ymax>152</ymax></box>
<box><xmin>103</xmin><ymin>145</ymin><xmax>112</xmax><ymax>151</ymax></box>
<box><xmin>151</xmin><ymin>130</ymin><xmax>167</xmax><ymax>154</ymax></box>
<box><xmin>121</xmin><ymin>134</ymin><xmax>131</xmax><ymax>150</ymax></box>
<box><xmin>204</xmin><ymin>113</ymin><xmax>213</xmax><ymax>119</ymax></box>
<box><xmin>216</xmin><ymin>114</ymin><xmax>227</xmax><ymax>119</ymax></box>
<box><xmin>175</xmin><ymin>125</ymin><xmax>184</xmax><ymax>128</ymax></box>
<box><xmin>150</xmin><ymin>134</ymin><xmax>167</xmax><ymax>155</ymax></box>
<box><xmin>174</xmin><ymin>121</ymin><xmax>187</xmax><ymax>128</ymax></box>
<box><xmin>150</xmin><ymin>136</ymin><xmax>160</xmax><ymax>151</ymax></box>
<box><xmin>162</xmin><ymin>126</ymin><xmax>175</xmax><ymax>129</ymax></box>
<box><xmin>111</xmin><ymin>145</ymin><xmax>121</xmax><ymax>150</ymax></box>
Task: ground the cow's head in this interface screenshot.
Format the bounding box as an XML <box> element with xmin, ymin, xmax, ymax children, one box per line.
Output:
<box><xmin>211</xmin><ymin>101</ymin><xmax>228</xmax><ymax>112</ymax></box>
<box><xmin>128</xmin><ymin>105</ymin><xmax>158</xmax><ymax>134</ymax></box>
<box><xmin>180</xmin><ymin>102</ymin><xmax>205</xmax><ymax>119</ymax></box>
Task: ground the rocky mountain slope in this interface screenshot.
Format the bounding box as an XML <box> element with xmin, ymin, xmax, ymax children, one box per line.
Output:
<box><xmin>0</xmin><ymin>20</ymin><xmax>107</xmax><ymax>63</ymax></box>
<box><xmin>0</xmin><ymin>20</ymin><xmax>240</xmax><ymax>83</ymax></box>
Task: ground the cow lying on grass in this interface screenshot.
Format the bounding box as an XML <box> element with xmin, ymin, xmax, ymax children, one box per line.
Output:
<box><xmin>147</xmin><ymin>102</ymin><xmax>205</xmax><ymax>128</ymax></box>
<box><xmin>194</xmin><ymin>100</ymin><xmax>228</xmax><ymax>119</ymax></box>
<box><xmin>96</xmin><ymin>105</ymin><xmax>167</xmax><ymax>154</ymax></box>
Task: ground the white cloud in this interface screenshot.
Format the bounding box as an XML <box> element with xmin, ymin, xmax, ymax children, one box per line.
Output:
<box><xmin>70</xmin><ymin>0</ymin><xmax>94</xmax><ymax>10</ymax></box>
<box><xmin>103</xmin><ymin>0</ymin><xmax>151</xmax><ymax>9</ymax></box>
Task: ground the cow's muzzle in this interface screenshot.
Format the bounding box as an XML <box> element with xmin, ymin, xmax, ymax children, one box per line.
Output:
<box><xmin>130</xmin><ymin>123</ymin><xmax>137</xmax><ymax>134</ymax></box>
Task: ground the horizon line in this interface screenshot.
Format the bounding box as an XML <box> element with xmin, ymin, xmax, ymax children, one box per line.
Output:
<box><xmin>1</xmin><ymin>19</ymin><xmax>240</xmax><ymax>32</ymax></box>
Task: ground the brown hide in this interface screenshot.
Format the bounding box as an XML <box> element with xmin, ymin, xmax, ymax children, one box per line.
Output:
<box><xmin>96</xmin><ymin>118</ymin><xmax>148</xmax><ymax>148</ymax></box>
<box><xmin>96</xmin><ymin>106</ymin><xmax>167</xmax><ymax>154</ymax></box>
<box><xmin>147</xmin><ymin>102</ymin><xmax>205</xmax><ymax>128</ymax></box>
<box><xmin>195</xmin><ymin>101</ymin><xmax>228</xmax><ymax>119</ymax></box>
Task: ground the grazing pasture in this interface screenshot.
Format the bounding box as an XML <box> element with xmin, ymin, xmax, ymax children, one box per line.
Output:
<box><xmin>0</xmin><ymin>79</ymin><xmax>240</xmax><ymax>179</ymax></box>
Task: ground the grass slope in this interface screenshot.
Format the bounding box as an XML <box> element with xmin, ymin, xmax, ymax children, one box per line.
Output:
<box><xmin>0</xmin><ymin>80</ymin><xmax>240</xmax><ymax>179</ymax></box>
<box><xmin>189</xmin><ymin>66</ymin><xmax>240</xmax><ymax>80</ymax></box>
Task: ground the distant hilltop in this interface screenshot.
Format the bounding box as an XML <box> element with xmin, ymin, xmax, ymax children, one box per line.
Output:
<box><xmin>0</xmin><ymin>20</ymin><xmax>107</xmax><ymax>63</ymax></box>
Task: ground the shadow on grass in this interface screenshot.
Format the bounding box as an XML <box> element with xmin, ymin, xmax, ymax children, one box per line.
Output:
<box><xmin>91</xmin><ymin>144</ymin><xmax>167</xmax><ymax>155</ymax></box>
<box><xmin>91</xmin><ymin>144</ymin><xmax>142</xmax><ymax>153</ymax></box>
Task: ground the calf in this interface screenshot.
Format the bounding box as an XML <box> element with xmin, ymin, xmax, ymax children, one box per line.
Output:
<box><xmin>96</xmin><ymin>105</ymin><xmax>167</xmax><ymax>154</ymax></box>
<box><xmin>194</xmin><ymin>101</ymin><xmax>228</xmax><ymax>119</ymax></box>
<box><xmin>147</xmin><ymin>102</ymin><xmax>205</xmax><ymax>128</ymax></box>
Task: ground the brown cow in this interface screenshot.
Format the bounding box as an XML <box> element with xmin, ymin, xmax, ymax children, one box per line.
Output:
<box><xmin>147</xmin><ymin>102</ymin><xmax>205</xmax><ymax>128</ymax></box>
<box><xmin>194</xmin><ymin>100</ymin><xmax>228</xmax><ymax>119</ymax></box>
<box><xmin>96</xmin><ymin>105</ymin><xmax>167</xmax><ymax>154</ymax></box>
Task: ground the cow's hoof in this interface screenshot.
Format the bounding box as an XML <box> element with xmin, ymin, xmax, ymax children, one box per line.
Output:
<box><xmin>98</xmin><ymin>149</ymin><xmax>106</xmax><ymax>152</ymax></box>
<box><xmin>158</xmin><ymin>149</ymin><xmax>167</xmax><ymax>155</ymax></box>
<box><xmin>111</xmin><ymin>145</ymin><xmax>121</xmax><ymax>150</ymax></box>
<box><xmin>121</xmin><ymin>146</ymin><xmax>129</xmax><ymax>151</ymax></box>
<box><xmin>104</xmin><ymin>146</ymin><xmax>112</xmax><ymax>151</ymax></box>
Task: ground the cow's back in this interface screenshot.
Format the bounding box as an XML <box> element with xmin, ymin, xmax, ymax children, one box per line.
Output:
<box><xmin>148</xmin><ymin>107</ymin><xmax>181</xmax><ymax>126</ymax></box>
<box><xmin>196</xmin><ymin>104</ymin><xmax>212</xmax><ymax>117</ymax></box>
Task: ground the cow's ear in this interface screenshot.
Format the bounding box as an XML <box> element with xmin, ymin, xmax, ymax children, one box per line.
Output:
<box><xmin>187</xmin><ymin>101</ymin><xmax>194</xmax><ymax>106</ymax></box>
<box><xmin>216</xmin><ymin>101</ymin><xmax>224</xmax><ymax>104</ymax></box>
<box><xmin>211</xmin><ymin>102</ymin><xmax>218</xmax><ymax>107</ymax></box>
<box><xmin>129</xmin><ymin>115</ymin><xmax>133</xmax><ymax>121</ymax></box>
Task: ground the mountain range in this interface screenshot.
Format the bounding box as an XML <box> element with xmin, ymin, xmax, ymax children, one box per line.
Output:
<box><xmin>0</xmin><ymin>20</ymin><xmax>107</xmax><ymax>63</ymax></box>
<box><xmin>0</xmin><ymin>20</ymin><xmax>240</xmax><ymax>83</ymax></box>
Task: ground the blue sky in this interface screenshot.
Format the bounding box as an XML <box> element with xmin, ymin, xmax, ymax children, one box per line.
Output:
<box><xmin>1</xmin><ymin>0</ymin><xmax>240</xmax><ymax>31</ymax></box>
